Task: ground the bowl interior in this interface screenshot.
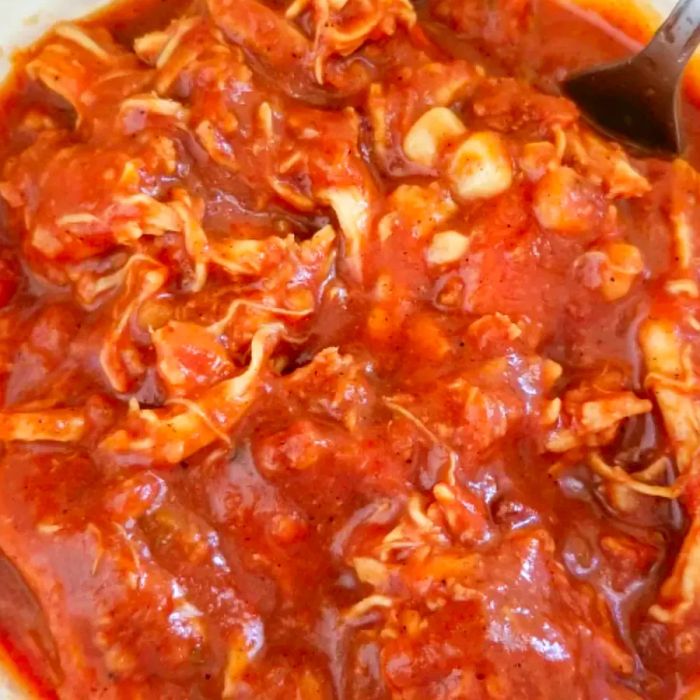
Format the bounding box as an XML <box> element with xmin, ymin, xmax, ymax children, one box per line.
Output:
<box><xmin>0</xmin><ymin>0</ymin><xmax>686</xmax><ymax>696</ymax></box>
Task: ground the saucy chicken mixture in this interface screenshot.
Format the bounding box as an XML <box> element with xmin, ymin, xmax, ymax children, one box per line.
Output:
<box><xmin>2</xmin><ymin>0</ymin><xmax>700</xmax><ymax>697</ymax></box>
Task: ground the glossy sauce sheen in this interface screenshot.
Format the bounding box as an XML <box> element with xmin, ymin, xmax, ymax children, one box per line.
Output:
<box><xmin>0</xmin><ymin>0</ymin><xmax>700</xmax><ymax>698</ymax></box>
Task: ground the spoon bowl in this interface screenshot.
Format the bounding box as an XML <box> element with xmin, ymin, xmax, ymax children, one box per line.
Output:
<box><xmin>563</xmin><ymin>0</ymin><xmax>700</xmax><ymax>156</ymax></box>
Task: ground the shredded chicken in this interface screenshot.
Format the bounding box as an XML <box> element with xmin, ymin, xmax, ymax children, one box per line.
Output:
<box><xmin>100</xmin><ymin>324</ymin><xmax>282</xmax><ymax>463</ymax></box>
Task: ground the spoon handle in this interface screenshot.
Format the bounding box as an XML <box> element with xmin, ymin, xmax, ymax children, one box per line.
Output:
<box><xmin>643</xmin><ymin>0</ymin><xmax>700</xmax><ymax>77</ymax></box>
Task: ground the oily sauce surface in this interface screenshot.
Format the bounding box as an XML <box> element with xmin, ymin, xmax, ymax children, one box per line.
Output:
<box><xmin>0</xmin><ymin>0</ymin><xmax>699</xmax><ymax>698</ymax></box>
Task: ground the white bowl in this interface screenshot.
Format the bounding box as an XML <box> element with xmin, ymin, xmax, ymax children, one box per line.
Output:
<box><xmin>0</xmin><ymin>0</ymin><xmax>682</xmax><ymax>697</ymax></box>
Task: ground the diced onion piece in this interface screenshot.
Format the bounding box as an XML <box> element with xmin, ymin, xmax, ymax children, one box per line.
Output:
<box><xmin>31</xmin><ymin>226</ymin><xmax>64</xmax><ymax>258</ymax></box>
<box><xmin>533</xmin><ymin>166</ymin><xmax>601</xmax><ymax>234</ymax></box>
<box><xmin>405</xmin><ymin>314</ymin><xmax>451</xmax><ymax>360</ymax></box>
<box><xmin>403</xmin><ymin>107</ymin><xmax>466</xmax><ymax>167</ymax></box>
<box><xmin>542</xmin><ymin>359</ymin><xmax>563</xmax><ymax>390</ymax></box>
<box><xmin>425</xmin><ymin>230</ymin><xmax>470</xmax><ymax>266</ymax></box>
<box><xmin>519</xmin><ymin>141</ymin><xmax>558</xmax><ymax>180</ymax></box>
<box><xmin>541</xmin><ymin>398</ymin><xmax>562</xmax><ymax>426</ymax></box>
<box><xmin>386</xmin><ymin>182</ymin><xmax>457</xmax><ymax>239</ymax></box>
<box><xmin>641</xmin><ymin>319</ymin><xmax>684</xmax><ymax>379</ymax></box>
<box><xmin>447</xmin><ymin>131</ymin><xmax>512</xmax><ymax>201</ymax></box>
<box><xmin>353</xmin><ymin>557</ymin><xmax>389</xmax><ymax>586</ymax></box>
<box><xmin>598</xmin><ymin>241</ymin><xmax>643</xmax><ymax>301</ymax></box>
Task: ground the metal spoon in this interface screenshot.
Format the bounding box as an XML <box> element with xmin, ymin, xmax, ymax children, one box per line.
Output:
<box><xmin>562</xmin><ymin>0</ymin><xmax>700</xmax><ymax>156</ymax></box>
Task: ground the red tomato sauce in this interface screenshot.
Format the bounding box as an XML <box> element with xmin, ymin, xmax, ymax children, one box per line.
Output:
<box><xmin>0</xmin><ymin>1</ymin><xmax>700</xmax><ymax>698</ymax></box>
